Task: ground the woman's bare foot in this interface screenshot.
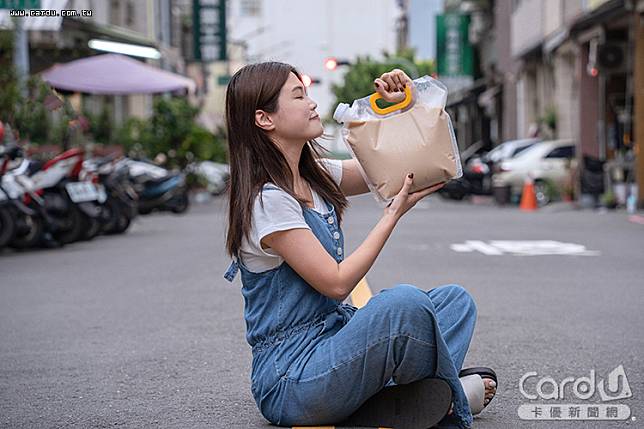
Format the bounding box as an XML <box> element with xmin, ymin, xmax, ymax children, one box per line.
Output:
<box><xmin>483</xmin><ymin>378</ymin><xmax>497</xmax><ymax>406</ymax></box>
<box><xmin>447</xmin><ymin>378</ymin><xmax>497</xmax><ymax>416</ymax></box>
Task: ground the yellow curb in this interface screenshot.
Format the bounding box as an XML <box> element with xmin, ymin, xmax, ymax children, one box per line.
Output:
<box><xmin>350</xmin><ymin>276</ymin><xmax>373</xmax><ymax>308</ymax></box>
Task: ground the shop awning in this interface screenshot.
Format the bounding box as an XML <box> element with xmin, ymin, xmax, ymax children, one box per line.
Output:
<box><xmin>41</xmin><ymin>53</ymin><xmax>196</xmax><ymax>95</ymax></box>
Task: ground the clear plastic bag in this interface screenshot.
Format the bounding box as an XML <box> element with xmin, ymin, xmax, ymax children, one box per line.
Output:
<box><xmin>333</xmin><ymin>76</ymin><xmax>462</xmax><ymax>207</ymax></box>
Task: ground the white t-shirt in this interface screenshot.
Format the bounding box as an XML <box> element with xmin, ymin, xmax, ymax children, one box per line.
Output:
<box><xmin>239</xmin><ymin>158</ymin><xmax>343</xmax><ymax>273</ymax></box>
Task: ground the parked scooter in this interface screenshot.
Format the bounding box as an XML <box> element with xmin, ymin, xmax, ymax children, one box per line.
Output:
<box><xmin>0</xmin><ymin>145</ymin><xmax>19</xmax><ymax>249</ymax></box>
<box><xmin>126</xmin><ymin>159</ymin><xmax>189</xmax><ymax>215</ymax></box>
<box><xmin>185</xmin><ymin>161</ymin><xmax>230</xmax><ymax>195</ymax></box>
<box><xmin>0</xmin><ymin>145</ymin><xmax>51</xmax><ymax>249</ymax></box>
<box><xmin>84</xmin><ymin>156</ymin><xmax>138</xmax><ymax>234</ymax></box>
<box><xmin>0</xmin><ymin>186</ymin><xmax>16</xmax><ymax>249</ymax></box>
<box><xmin>10</xmin><ymin>147</ymin><xmax>107</xmax><ymax>245</ymax></box>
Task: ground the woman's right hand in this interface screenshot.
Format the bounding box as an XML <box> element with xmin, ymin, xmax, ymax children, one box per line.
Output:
<box><xmin>383</xmin><ymin>173</ymin><xmax>445</xmax><ymax>221</ymax></box>
<box><xmin>374</xmin><ymin>69</ymin><xmax>413</xmax><ymax>104</ymax></box>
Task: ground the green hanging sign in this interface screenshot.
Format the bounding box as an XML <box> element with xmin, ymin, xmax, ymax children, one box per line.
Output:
<box><xmin>192</xmin><ymin>0</ymin><xmax>227</xmax><ymax>62</ymax></box>
<box><xmin>436</xmin><ymin>13</ymin><xmax>474</xmax><ymax>78</ymax></box>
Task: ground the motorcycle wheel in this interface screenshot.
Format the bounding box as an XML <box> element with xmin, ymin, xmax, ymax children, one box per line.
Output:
<box><xmin>170</xmin><ymin>192</ymin><xmax>190</xmax><ymax>214</ymax></box>
<box><xmin>101</xmin><ymin>198</ymin><xmax>121</xmax><ymax>234</ymax></box>
<box><xmin>113</xmin><ymin>209</ymin><xmax>132</xmax><ymax>234</ymax></box>
<box><xmin>9</xmin><ymin>214</ymin><xmax>44</xmax><ymax>249</ymax></box>
<box><xmin>80</xmin><ymin>214</ymin><xmax>101</xmax><ymax>241</ymax></box>
<box><xmin>53</xmin><ymin>204</ymin><xmax>84</xmax><ymax>244</ymax></box>
<box><xmin>0</xmin><ymin>207</ymin><xmax>16</xmax><ymax>248</ymax></box>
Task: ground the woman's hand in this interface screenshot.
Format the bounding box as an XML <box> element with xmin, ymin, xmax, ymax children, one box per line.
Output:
<box><xmin>374</xmin><ymin>69</ymin><xmax>413</xmax><ymax>104</ymax></box>
<box><xmin>384</xmin><ymin>173</ymin><xmax>445</xmax><ymax>221</ymax></box>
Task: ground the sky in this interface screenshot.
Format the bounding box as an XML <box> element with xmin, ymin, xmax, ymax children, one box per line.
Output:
<box><xmin>228</xmin><ymin>0</ymin><xmax>444</xmax><ymax>151</ymax></box>
<box><xmin>409</xmin><ymin>0</ymin><xmax>444</xmax><ymax>60</ymax></box>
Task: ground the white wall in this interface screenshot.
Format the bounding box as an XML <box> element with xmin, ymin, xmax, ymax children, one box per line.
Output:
<box><xmin>511</xmin><ymin>0</ymin><xmax>543</xmax><ymax>56</ymax></box>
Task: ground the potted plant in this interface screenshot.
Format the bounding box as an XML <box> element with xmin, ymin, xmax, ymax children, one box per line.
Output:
<box><xmin>600</xmin><ymin>190</ymin><xmax>617</xmax><ymax>209</ymax></box>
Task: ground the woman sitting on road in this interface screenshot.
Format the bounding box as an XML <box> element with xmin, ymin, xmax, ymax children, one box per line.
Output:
<box><xmin>222</xmin><ymin>62</ymin><xmax>497</xmax><ymax>429</ymax></box>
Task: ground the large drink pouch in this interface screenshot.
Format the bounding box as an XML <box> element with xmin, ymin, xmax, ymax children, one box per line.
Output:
<box><xmin>333</xmin><ymin>76</ymin><xmax>462</xmax><ymax>207</ymax></box>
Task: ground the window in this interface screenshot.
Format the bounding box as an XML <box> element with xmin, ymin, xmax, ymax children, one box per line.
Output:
<box><xmin>512</xmin><ymin>0</ymin><xmax>523</xmax><ymax>13</ymax></box>
<box><xmin>241</xmin><ymin>0</ymin><xmax>261</xmax><ymax>16</ymax></box>
<box><xmin>545</xmin><ymin>146</ymin><xmax>575</xmax><ymax>159</ymax></box>
<box><xmin>125</xmin><ymin>1</ymin><xmax>134</xmax><ymax>27</ymax></box>
<box><xmin>512</xmin><ymin>144</ymin><xmax>536</xmax><ymax>157</ymax></box>
<box><xmin>110</xmin><ymin>0</ymin><xmax>120</xmax><ymax>25</ymax></box>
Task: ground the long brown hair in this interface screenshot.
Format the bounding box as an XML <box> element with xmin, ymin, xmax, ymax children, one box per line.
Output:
<box><xmin>224</xmin><ymin>62</ymin><xmax>349</xmax><ymax>259</ymax></box>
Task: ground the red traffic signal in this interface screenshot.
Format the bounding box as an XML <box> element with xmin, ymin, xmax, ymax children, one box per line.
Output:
<box><xmin>324</xmin><ymin>57</ymin><xmax>351</xmax><ymax>71</ymax></box>
<box><xmin>325</xmin><ymin>58</ymin><xmax>338</xmax><ymax>71</ymax></box>
<box><xmin>301</xmin><ymin>74</ymin><xmax>321</xmax><ymax>87</ymax></box>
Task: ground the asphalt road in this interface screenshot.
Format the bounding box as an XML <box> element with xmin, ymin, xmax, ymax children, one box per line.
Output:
<box><xmin>1</xmin><ymin>193</ymin><xmax>642</xmax><ymax>428</ymax></box>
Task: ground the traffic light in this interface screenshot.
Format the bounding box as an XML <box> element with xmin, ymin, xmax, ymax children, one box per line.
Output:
<box><xmin>325</xmin><ymin>58</ymin><xmax>338</xmax><ymax>71</ymax></box>
<box><xmin>324</xmin><ymin>57</ymin><xmax>351</xmax><ymax>70</ymax></box>
<box><xmin>301</xmin><ymin>74</ymin><xmax>321</xmax><ymax>87</ymax></box>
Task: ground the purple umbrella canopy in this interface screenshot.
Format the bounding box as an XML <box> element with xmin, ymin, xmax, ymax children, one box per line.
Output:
<box><xmin>41</xmin><ymin>54</ymin><xmax>196</xmax><ymax>95</ymax></box>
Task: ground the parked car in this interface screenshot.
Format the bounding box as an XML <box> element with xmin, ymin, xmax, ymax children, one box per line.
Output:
<box><xmin>440</xmin><ymin>138</ymin><xmax>541</xmax><ymax>200</ymax></box>
<box><xmin>492</xmin><ymin>139</ymin><xmax>576</xmax><ymax>206</ymax></box>
<box><xmin>486</xmin><ymin>138</ymin><xmax>542</xmax><ymax>165</ymax></box>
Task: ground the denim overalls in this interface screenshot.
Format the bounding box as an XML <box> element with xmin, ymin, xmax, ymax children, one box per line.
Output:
<box><xmin>224</xmin><ymin>184</ymin><xmax>475</xmax><ymax>428</ymax></box>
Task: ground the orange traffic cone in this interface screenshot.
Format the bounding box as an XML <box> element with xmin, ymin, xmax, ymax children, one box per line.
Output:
<box><xmin>519</xmin><ymin>177</ymin><xmax>538</xmax><ymax>211</ymax></box>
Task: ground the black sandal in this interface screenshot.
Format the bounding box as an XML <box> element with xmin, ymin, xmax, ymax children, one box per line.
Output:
<box><xmin>459</xmin><ymin>367</ymin><xmax>498</xmax><ymax>411</ymax></box>
<box><xmin>336</xmin><ymin>377</ymin><xmax>452</xmax><ymax>429</ymax></box>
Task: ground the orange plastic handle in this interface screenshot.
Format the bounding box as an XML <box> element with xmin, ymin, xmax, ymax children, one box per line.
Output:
<box><xmin>369</xmin><ymin>85</ymin><xmax>413</xmax><ymax>115</ymax></box>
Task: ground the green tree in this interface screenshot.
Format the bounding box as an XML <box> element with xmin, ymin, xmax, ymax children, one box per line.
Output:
<box><xmin>13</xmin><ymin>77</ymin><xmax>52</xmax><ymax>144</ymax></box>
<box><xmin>116</xmin><ymin>97</ymin><xmax>228</xmax><ymax>167</ymax></box>
<box><xmin>0</xmin><ymin>33</ymin><xmax>58</xmax><ymax>144</ymax></box>
<box><xmin>328</xmin><ymin>49</ymin><xmax>435</xmax><ymax>119</ymax></box>
<box><xmin>179</xmin><ymin>125</ymin><xmax>228</xmax><ymax>164</ymax></box>
<box><xmin>84</xmin><ymin>104</ymin><xmax>113</xmax><ymax>144</ymax></box>
<box><xmin>147</xmin><ymin>97</ymin><xmax>198</xmax><ymax>160</ymax></box>
<box><xmin>0</xmin><ymin>31</ymin><xmax>20</xmax><ymax>126</ymax></box>
<box><xmin>49</xmin><ymin>97</ymin><xmax>81</xmax><ymax>149</ymax></box>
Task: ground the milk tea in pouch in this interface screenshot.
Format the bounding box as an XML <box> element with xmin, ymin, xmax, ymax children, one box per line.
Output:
<box><xmin>333</xmin><ymin>76</ymin><xmax>462</xmax><ymax>207</ymax></box>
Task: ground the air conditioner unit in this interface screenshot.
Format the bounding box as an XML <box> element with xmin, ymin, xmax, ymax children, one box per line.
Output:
<box><xmin>597</xmin><ymin>43</ymin><xmax>628</xmax><ymax>74</ymax></box>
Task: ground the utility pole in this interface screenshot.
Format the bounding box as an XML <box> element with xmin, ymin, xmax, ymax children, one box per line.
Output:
<box><xmin>13</xmin><ymin>17</ymin><xmax>29</xmax><ymax>97</ymax></box>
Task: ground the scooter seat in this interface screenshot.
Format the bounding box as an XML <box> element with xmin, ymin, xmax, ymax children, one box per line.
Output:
<box><xmin>142</xmin><ymin>172</ymin><xmax>181</xmax><ymax>186</ymax></box>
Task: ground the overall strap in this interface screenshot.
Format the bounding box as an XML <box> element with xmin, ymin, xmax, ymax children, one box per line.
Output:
<box><xmin>223</xmin><ymin>184</ymin><xmax>280</xmax><ymax>283</ymax></box>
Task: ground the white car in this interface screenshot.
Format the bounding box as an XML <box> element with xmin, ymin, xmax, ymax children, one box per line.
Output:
<box><xmin>492</xmin><ymin>139</ymin><xmax>576</xmax><ymax>205</ymax></box>
<box><xmin>485</xmin><ymin>138</ymin><xmax>542</xmax><ymax>164</ymax></box>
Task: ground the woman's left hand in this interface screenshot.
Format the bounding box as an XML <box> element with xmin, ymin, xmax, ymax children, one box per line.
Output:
<box><xmin>374</xmin><ymin>69</ymin><xmax>413</xmax><ymax>103</ymax></box>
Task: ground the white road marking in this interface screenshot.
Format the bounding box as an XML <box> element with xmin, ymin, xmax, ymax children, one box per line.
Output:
<box><xmin>450</xmin><ymin>240</ymin><xmax>600</xmax><ymax>256</ymax></box>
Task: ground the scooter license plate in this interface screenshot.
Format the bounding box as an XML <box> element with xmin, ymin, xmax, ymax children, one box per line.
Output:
<box><xmin>65</xmin><ymin>182</ymin><xmax>99</xmax><ymax>203</ymax></box>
